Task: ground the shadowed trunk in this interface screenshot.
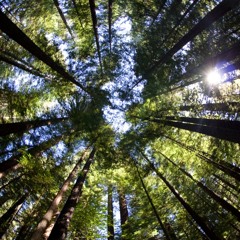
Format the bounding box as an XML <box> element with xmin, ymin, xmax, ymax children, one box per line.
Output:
<box><xmin>134</xmin><ymin>160</ymin><xmax>173</xmax><ymax>240</ymax></box>
<box><xmin>0</xmin><ymin>193</ymin><xmax>27</xmax><ymax>238</ymax></box>
<box><xmin>139</xmin><ymin>150</ymin><xmax>221</xmax><ymax>240</ymax></box>
<box><xmin>0</xmin><ymin>117</ymin><xmax>67</xmax><ymax>137</ymax></box>
<box><xmin>53</xmin><ymin>0</ymin><xmax>74</xmax><ymax>38</ymax></box>
<box><xmin>0</xmin><ymin>135</ymin><xmax>63</xmax><ymax>178</ymax></box>
<box><xmin>118</xmin><ymin>188</ymin><xmax>128</xmax><ymax>239</ymax></box>
<box><xmin>0</xmin><ymin>9</ymin><xmax>89</xmax><ymax>92</ymax></box>
<box><xmin>30</xmin><ymin>149</ymin><xmax>89</xmax><ymax>240</ymax></box>
<box><xmin>89</xmin><ymin>0</ymin><xmax>103</xmax><ymax>72</ymax></box>
<box><xmin>107</xmin><ymin>185</ymin><xmax>114</xmax><ymax>240</ymax></box>
<box><xmin>148</xmin><ymin>0</ymin><xmax>240</xmax><ymax>73</ymax></box>
<box><xmin>158</xmin><ymin>151</ymin><xmax>240</xmax><ymax>221</ymax></box>
<box><xmin>48</xmin><ymin>148</ymin><xmax>96</xmax><ymax>240</ymax></box>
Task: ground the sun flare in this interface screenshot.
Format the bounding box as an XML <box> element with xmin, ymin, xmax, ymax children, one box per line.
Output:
<box><xmin>207</xmin><ymin>69</ymin><xmax>222</xmax><ymax>85</ymax></box>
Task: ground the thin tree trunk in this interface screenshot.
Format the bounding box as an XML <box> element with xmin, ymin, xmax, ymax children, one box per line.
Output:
<box><xmin>164</xmin><ymin>134</ymin><xmax>240</xmax><ymax>182</ymax></box>
<box><xmin>0</xmin><ymin>193</ymin><xmax>27</xmax><ymax>238</ymax></box>
<box><xmin>145</xmin><ymin>117</ymin><xmax>240</xmax><ymax>143</ymax></box>
<box><xmin>148</xmin><ymin>0</ymin><xmax>240</xmax><ymax>73</ymax></box>
<box><xmin>213</xmin><ymin>174</ymin><xmax>240</xmax><ymax>193</ymax></box>
<box><xmin>134</xmin><ymin>160</ymin><xmax>173</xmax><ymax>240</ymax></box>
<box><xmin>150</xmin><ymin>0</ymin><xmax>168</xmax><ymax>26</ymax></box>
<box><xmin>71</xmin><ymin>0</ymin><xmax>84</xmax><ymax>30</ymax></box>
<box><xmin>139</xmin><ymin>150</ymin><xmax>221</xmax><ymax>240</ymax></box>
<box><xmin>89</xmin><ymin>0</ymin><xmax>103</xmax><ymax>73</ymax></box>
<box><xmin>0</xmin><ymin>53</ymin><xmax>51</xmax><ymax>80</ymax></box>
<box><xmin>0</xmin><ymin>173</ymin><xmax>23</xmax><ymax>191</ymax></box>
<box><xmin>53</xmin><ymin>0</ymin><xmax>74</xmax><ymax>38</ymax></box>
<box><xmin>0</xmin><ymin>9</ymin><xmax>89</xmax><ymax>93</ymax></box>
<box><xmin>118</xmin><ymin>188</ymin><xmax>128</xmax><ymax>238</ymax></box>
<box><xmin>31</xmin><ymin>149</ymin><xmax>89</xmax><ymax>240</ymax></box>
<box><xmin>107</xmin><ymin>185</ymin><xmax>114</xmax><ymax>240</ymax></box>
<box><xmin>0</xmin><ymin>117</ymin><xmax>67</xmax><ymax>137</ymax></box>
<box><xmin>167</xmin><ymin>0</ymin><xmax>199</xmax><ymax>39</ymax></box>
<box><xmin>0</xmin><ymin>135</ymin><xmax>63</xmax><ymax>178</ymax></box>
<box><xmin>158</xmin><ymin>151</ymin><xmax>240</xmax><ymax>221</ymax></box>
<box><xmin>164</xmin><ymin>116</ymin><xmax>240</xmax><ymax>130</ymax></box>
<box><xmin>108</xmin><ymin>0</ymin><xmax>113</xmax><ymax>53</ymax></box>
<box><xmin>48</xmin><ymin>148</ymin><xmax>96</xmax><ymax>240</ymax></box>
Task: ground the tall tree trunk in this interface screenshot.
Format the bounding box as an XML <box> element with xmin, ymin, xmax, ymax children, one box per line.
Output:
<box><xmin>213</xmin><ymin>174</ymin><xmax>240</xmax><ymax>193</ymax></box>
<box><xmin>145</xmin><ymin>117</ymin><xmax>240</xmax><ymax>143</ymax></box>
<box><xmin>164</xmin><ymin>116</ymin><xmax>240</xmax><ymax>130</ymax></box>
<box><xmin>0</xmin><ymin>117</ymin><xmax>67</xmax><ymax>137</ymax></box>
<box><xmin>0</xmin><ymin>52</ymin><xmax>51</xmax><ymax>80</ymax></box>
<box><xmin>31</xmin><ymin>149</ymin><xmax>89</xmax><ymax>240</ymax></box>
<box><xmin>108</xmin><ymin>0</ymin><xmax>113</xmax><ymax>53</ymax></box>
<box><xmin>0</xmin><ymin>9</ymin><xmax>89</xmax><ymax>93</ymax></box>
<box><xmin>148</xmin><ymin>0</ymin><xmax>240</xmax><ymax>73</ymax></box>
<box><xmin>134</xmin><ymin>160</ymin><xmax>173</xmax><ymax>240</ymax></box>
<box><xmin>139</xmin><ymin>151</ymin><xmax>221</xmax><ymax>240</ymax></box>
<box><xmin>53</xmin><ymin>0</ymin><xmax>74</xmax><ymax>38</ymax></box>
<box><xmin>48</xmin><ymin>148</ymin><xmax>96</xmax><ymax>240</ymax></box>
<box><xmin>158</xmin><ymin>151</ymin><xmax>240</xmax><ymax>221</ymax></box>
<box><xmin>0</xmin><ymin>135</ymin><xmax>63</xmax><ymax>178</ymax></box>
<box><xmin>164</xmin><ymin>134</ymin><xmax>240</xmax><ymax>182</ymax></box>
<box><xmin>0</xmin><ymin>193</ymin><xmax>27</xmax><ymax>238</ymax></box>
<box><xmin>0</xmin><ymin>174</ymin><xmax>23</xmax><ymax>191</ymax></box>
<box><xmin>89</xmin><ymin>0</ymin><xmax>103</xmax><ymax>73</ymax></box>
<box><xmin>107</xmin><ymin>185</ymin><xmax>114</xmax><ymax>240</ymax></box>
<box><xmin>118</xmin><ymin>188</ymin><xmax>129</xmax><ymax>238</ymax></box>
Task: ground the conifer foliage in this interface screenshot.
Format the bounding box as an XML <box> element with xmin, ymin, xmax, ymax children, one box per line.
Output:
<box><xmin>0</xmin><ymin>0</ymin><xmax>240</xmax><ymax>239</ymax></box>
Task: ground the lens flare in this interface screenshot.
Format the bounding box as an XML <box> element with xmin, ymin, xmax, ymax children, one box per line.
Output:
<box><xmin>207</xmin><ymin>69</ymin><xmax>222</xmax><ymax>84</ymax></box>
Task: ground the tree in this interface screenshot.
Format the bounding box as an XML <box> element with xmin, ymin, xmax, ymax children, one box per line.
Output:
<box><xmin>0</xmin><ymin>117</ymin><xmax>67</xmax><ymax>137</ymax></box>
<box><xmin>107</xmin><ymin>184</ymin><xmax>114</xmax><ymax>240</ymax></box>
<box><xmin>30</xmin><ymin>148</ymin><xmax>89</xmax><ymax>240</ymax></box>
<box><xmin>0</xmin><ymin>0</ymin><xmax>240</xmax><ymax>239</ymax></box>
<box><xmin>0</xmin><ymin>193</ymin><xmax>28</xmax><ymax>238</ymax></box>
<box><xmin>0</xmin><ymin>135</ymin><xmax>63</xmax><ymax>178</ymax></box>
<box><xmin>48</xmin><ymin>148</ymin><xmax>96</xmax><ymax>239</ymax></box>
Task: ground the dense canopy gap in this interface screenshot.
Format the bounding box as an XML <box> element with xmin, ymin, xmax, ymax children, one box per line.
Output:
<box><xmin>0</xmin><ymin>0</ymin><xmax>240</xmax><ymax>239</ymax></box>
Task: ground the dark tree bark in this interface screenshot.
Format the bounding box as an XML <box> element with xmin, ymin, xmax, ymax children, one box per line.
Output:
<box><xmin>71</xmin><ymin>0</ymin><xmax>84</xmax><ymax>29</ymax></box>
<box><xmin>0</xmin><ymin>53</ymin><xmax>51</xmax><ymax>80</ymax></box>
<box><xmin>53</xmin><ymin>0</ymin><xmax>74</xmax><ymax>38</ymax></box>
<box><xmin>0</xmin><ymin>9</ymin><xmax>89</xmax><ymax>93</ymax></box>
<box><xmin>145</xmin><ymin>117</ymin><xmax>240</xmax><ymax>143</ymax></box>
<box><xmin>118</xmin><ymin>189</ymin><xmax>128</xmax><ymax>227</ymax></box>
<box><xmin>161</xmin><ymin>0</ymin><xmax>199</xmax><ymax>45</ymax></box>
<box><xmin>213</xmin><ymin>174</ymin><xmax>240</xmax><ymax>193</ymax></box>
<box><xmin>48</xmin><ymin>148</ymin><xmax>96</xmax><ymax>240</ymax></box>
<box><xmin>164</xmin><ymin>135</ymin><xmax>240</xmax><ymax>182</ymax></box>
<box><xmin>0</xmin><ymin>174</ymin><xmax>23</xmax><ymax>191</ymax></box>
<box><xmin>148</xmin><ymin>0</ymin><xmax>240</xmax><ymax>73</ymax></box>
<box><xmin>134</xmin><ymin>161</ymin><xmax>173</xmax><ymax>240</ymax></box>
<box><xmin>158</xmin><ymin>151</ymin><xmax>240</xmax><ymax>221</ymax></box>
<box><xmin>118</xmin><ymin>187</ymin><xmax>129</xmax><ymax>239</ymax></box>
<box><xmin>108</xmin><ymin>0</ymin><xmax>113</xmax><ymax>53</ymax></box>
<box><xmin>89</xmin><ymin>0</ymin><xmax>103</xmax><ymax>72</ymax></box>
<box><xmin>31</xmin><ymin>149</ymin><xmax>88</xmax><ymax>240</ymax></box>
<box><xmin>150</xmin><ymin>0</ymin><xmax>168</xmax><ymax>26</ymax></box>
<box><xmin>0</xmin><ymin>117</ymin><xmax>67</xmax><ymax>137</ymax></box>
<box><xmin>140</xmin><ymin>151</ymin><xmax>221</xmax><ymax>240</ymax></box>
<box><xmin>0</xmin><ymin>135</ymin><xmax>63</xmax><ymax>178</ymax></box>
<box><xmin>0</xmin><ymin>193</ymin><xmax>27</xmax><ymax>238</ymax></box>
<box><xmin>164</xmin><ymin>116</ymin><xmax>240</xmax><ymax>130</ymax></box>
<box><xmin>107</xmin><ymin>185</ymin><xmax>114</xmax><ymax>240</ymax></box>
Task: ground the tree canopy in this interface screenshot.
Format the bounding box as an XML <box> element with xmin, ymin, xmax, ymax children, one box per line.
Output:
<box><xmin>0</xmin><ymin>0</ymin><xmax>240</xmax><ymax>239</ymax></box>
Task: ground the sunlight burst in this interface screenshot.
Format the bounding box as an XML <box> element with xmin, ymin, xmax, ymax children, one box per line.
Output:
<box><xmin>206</xmin><ymin>69</ymin><xmax>222</xmax><ymax>85</ymax></box>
